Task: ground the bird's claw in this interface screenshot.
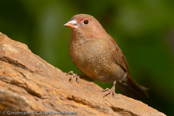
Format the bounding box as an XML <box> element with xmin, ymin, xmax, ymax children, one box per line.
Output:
<box><xmin>67</xmin><ymin>71</ymin><xmax>80</xmax><ymax>83</ymax></box>
<box><xmin>102</xmin><ymin>80</ymin><xmax>116</xmax><ymax>97</ymax></box>
<box><xmin>102</xmin><ymin>88</ymin><xmax>115</xmax><ymax>97</ymax></box>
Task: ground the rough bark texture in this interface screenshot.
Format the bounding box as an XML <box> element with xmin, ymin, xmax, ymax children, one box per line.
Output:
<box><xmin>0</xmin><ymin>32</ymin><xmax>166</xmax><ymax>116</ymax></box>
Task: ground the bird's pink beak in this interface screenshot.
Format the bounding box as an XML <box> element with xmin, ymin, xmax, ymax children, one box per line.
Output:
<box><xmin>64</xmin><ymin>19</ymin><xmax>78</xmax><ymax>29</ymax></box>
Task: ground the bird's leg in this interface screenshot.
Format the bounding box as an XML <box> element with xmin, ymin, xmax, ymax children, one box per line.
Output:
<box><xmin>119</xmin><ymin>72</ymin><xmax>128</xmax><ymax>86</ymax></box>
<box><xmin>102</xmin><ymin>80</ymin><xmax>116</xmax><ymax>97</ymax></box>
<box><xmin>66</xmin><ymin>71</ymin><xmax>80</xmax><ymax>83</ymax></box>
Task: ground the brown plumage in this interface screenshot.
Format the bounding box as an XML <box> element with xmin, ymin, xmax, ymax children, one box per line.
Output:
<box><xmin>64</xmin><ymin>14</ymin><xmax>148</xmax><ymax>99</ymax></box>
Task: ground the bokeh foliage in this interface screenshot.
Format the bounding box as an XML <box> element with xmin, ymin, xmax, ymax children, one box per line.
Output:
<box><xmin>0</xmin><ymin>0</ymin><xmax>174</xmax><ymax>115</ymax></box>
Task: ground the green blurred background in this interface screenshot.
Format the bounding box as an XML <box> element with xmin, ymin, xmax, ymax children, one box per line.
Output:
<box><xmin>0</xmin><ymin>0</ymin><xmax>174</xmax><ymax>115</ymax></box>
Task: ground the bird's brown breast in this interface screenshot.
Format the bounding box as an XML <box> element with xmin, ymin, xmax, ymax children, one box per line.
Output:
<box><xmin>68</xmin><ymin>34</ymin><xmax>126</xmax><ymax>82</ymax></box>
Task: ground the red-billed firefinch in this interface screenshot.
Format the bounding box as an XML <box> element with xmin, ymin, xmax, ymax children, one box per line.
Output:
<box><xmin>64</xmin><ymin>14</ymin><xmax>148</xmax><ymax>98</ymax></box>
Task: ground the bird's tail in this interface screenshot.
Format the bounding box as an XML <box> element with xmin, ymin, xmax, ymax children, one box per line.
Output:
<box><xmin>117</xmin><ymin>75</ymin><xmax>148</xmax><ymax>99</ymax></box>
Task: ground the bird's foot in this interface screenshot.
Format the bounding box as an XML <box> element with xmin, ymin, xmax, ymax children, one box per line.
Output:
<box><xmin>102</xmin><ymin>80</ymin><xmax>116</xmax><ymax>97</ymax></box>
<box><xmin>66</xmin><ymin>71</ymin><xmax>80</xmax><ymax>83</ymax></box>
<box><xmin>102</xmin><ymin>87</ymin><xmax>115</xmax><ymax>97</ymax></box>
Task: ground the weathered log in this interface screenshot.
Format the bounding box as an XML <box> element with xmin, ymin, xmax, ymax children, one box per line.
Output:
<box><xmin>0</xmin><ymin>32</ymin><xmax>166</xmax><ymax>116</ymax></box>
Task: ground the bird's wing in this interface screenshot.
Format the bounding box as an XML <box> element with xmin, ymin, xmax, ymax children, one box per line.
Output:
<box><xmin>108</xmin><ymin>36</ymin><xmax>129</xmax><ymax>73</ymax></box>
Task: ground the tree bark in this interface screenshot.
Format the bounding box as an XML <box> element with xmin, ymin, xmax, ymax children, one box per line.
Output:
<box><xmin>0</xmin><ymin>32</ymin><xmax>166</xmax><ymax>116</ymax></box>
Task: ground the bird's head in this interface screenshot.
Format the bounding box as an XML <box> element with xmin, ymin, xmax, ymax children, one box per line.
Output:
<box><xmin>64</xmin><ymin>14</ymin><xmax>106</xmax><ymax>38</ymax></box>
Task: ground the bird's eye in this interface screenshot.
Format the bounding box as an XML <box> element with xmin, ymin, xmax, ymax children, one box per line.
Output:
<box><xmin>83</xmin><ymin>19</ymin><xmax>89</xmax><ymax>25</ymax></box>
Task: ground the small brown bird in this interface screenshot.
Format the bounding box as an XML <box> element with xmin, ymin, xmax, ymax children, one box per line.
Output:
<box><xmin>64</xmin><ymin>14</ymin><xmax>148</xmax><ymax>98</ymax></box>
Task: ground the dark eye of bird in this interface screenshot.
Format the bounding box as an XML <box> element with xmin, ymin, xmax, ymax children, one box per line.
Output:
<box><xmin>83</xmin><ymin>19</ymin><xmax>89</xmax><ymax>25</ymax></box>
